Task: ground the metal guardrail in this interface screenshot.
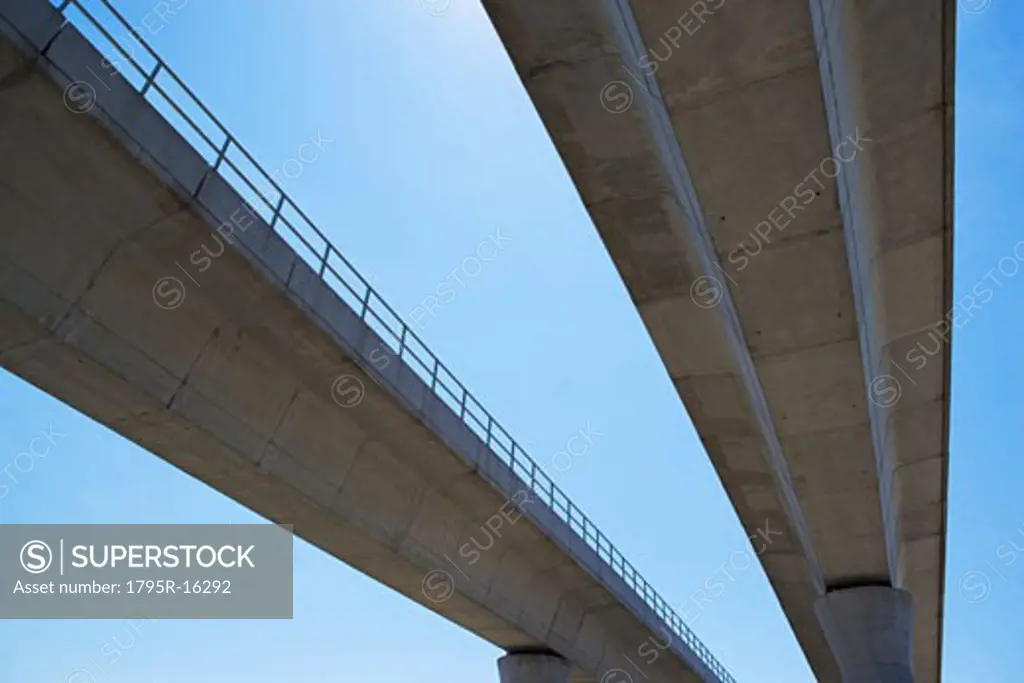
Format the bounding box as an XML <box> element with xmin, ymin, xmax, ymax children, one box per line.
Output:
<box><xmin>47</xmin><ymin>1</ymin><xmax>737</xmax><ymax>681</ymax></box>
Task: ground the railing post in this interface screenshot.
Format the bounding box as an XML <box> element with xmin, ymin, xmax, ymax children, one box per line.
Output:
<box><xmin>319</xmin><ymin>244</ymin><xmax>332</xmax><ymax>277</ymax></box>
<box><xmin>212</xmin><ymin>136</ymin><xmax>231</xmax><ymax>172</ymax></box>
<box><xmin>269</xmin><ymin>194</ymin><xmax>285</xmax><ymax>229</ymax></box>
<box><xmin>359</xmin><ymin>287</ymin><xmax>371</xmax><ymax>319</ymax></box>
<box><xmin>141</xmin><ymin>62</ymin><xmax>161</xmax><ymax>96</ymax></box>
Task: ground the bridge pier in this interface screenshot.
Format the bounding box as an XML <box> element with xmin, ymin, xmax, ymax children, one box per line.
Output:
<box><xmin>814</xmin><ymin>585</ymin><xmax>914</xmax><ymax>683</ymax></box>
<box><xmin>497</xmin><ymin>650</ymin><xmax>570</xmax><ymax>683</ymax></box>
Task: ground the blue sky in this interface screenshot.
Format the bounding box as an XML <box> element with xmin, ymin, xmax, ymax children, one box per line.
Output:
<box><xmin>0</xmin><ymin>0</ymin><xmax>1016</xmax><ymax>681</ymax></box>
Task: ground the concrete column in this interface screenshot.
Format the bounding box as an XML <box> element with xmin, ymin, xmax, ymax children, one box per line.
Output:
<box><xmin>813</xmin><ymin>585</ymin><xmax>913</xmax><ymax>683</ymax></box>
<box><xmin>497</xmin><ymin>651</ymin><xmax>570</xmax><ymax>683</ymax></box>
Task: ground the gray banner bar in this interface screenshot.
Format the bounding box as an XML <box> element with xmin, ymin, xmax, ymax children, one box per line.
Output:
<box><xmin>0</xmin><ymin>524</ymin><xmax>293</xmax><ymax>618</ymax></box>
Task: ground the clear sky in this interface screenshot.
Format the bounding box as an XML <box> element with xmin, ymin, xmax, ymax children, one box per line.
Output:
<box><xmin>0</xmin><ymin>0</ymin><xmax>1016</xmax><ymax>681</ymax></box>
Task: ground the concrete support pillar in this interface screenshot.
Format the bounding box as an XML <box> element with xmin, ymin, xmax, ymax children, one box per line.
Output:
<box><xmin>497</xmin><ymin>651</ymin><xmax>570</xmax><ymax>683</ymax></box>
<box><xmin>813</xmin><ymin>585</ymin><xmax>913</xmax><ymax>683</ymax></box>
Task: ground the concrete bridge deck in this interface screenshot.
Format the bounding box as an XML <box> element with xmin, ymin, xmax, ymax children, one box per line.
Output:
<box><xmin>484</xmin><ymin>0</ymin><xmax>954</xmax><ymax>681</ymax></box>
<box><xmin>0</xmin><ymin>2</ymin><xmax>738</xmax><ymax>683</ymax></box>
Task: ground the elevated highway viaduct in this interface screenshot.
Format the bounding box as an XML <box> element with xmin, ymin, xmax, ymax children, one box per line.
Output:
<box><xmin>484</xmin><ymin>1</ymin><xmax>954</xmax><ymax>681</ymax></box>
<box><xmin>0</xmin><ymin>2</ymin><xmax>743</xmax><ymax>683</ymax></box>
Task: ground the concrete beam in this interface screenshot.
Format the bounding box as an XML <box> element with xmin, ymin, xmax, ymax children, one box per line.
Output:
<box><xmin>0</xmin><ymin>2</ymin><xmax>731</xmax><ymax>683</ymax></box>
<box><xmin>483</xmin><ymin>0</ymin><xmax>952</xmax><ymax>680</ymax></box>
<box><xmin>814</xmin><ymin>586</ymin><xmax>913</xmax><ymax>683</ymax></box>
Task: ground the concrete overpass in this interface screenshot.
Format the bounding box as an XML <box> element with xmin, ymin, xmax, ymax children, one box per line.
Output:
<box><xmin>0</xmin><ymin>2</ymin><xmax>739</xmax><ymax>683</ymax></box>
<box><xmin>484</xmin><ymin>1</ymin><xmax>954</xmax><ymax>681</ymax></box>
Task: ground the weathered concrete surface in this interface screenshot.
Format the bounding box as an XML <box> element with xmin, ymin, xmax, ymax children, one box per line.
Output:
<box><xmin>815</xmin><ymin>586</ymin><xmax>914</xmax><ymax>683</ymax></box>
<box><xmin>484</xmin><ymin>0</ymin><xmax>953</xmax><ymax>681</ymax></box>
<box><xmin>0</xmin><ymin>2</ymin><xmax>730</xmax><ymax>683</ymax></box>
<box><xmin>499</xmin><ymin>651</ymin><xmax>572</xmax><ymax>683</ymax></box>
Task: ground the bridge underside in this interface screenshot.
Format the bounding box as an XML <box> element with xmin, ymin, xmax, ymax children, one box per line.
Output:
<box><xmin>0</xmin><ymin>3</ymin><xmax>733</xmax><ymax>683</ymax></box>
<box><xmin>485</xmin><ymin>0</ymin><xmax>953</xmax><ymax>680</ymax></box>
